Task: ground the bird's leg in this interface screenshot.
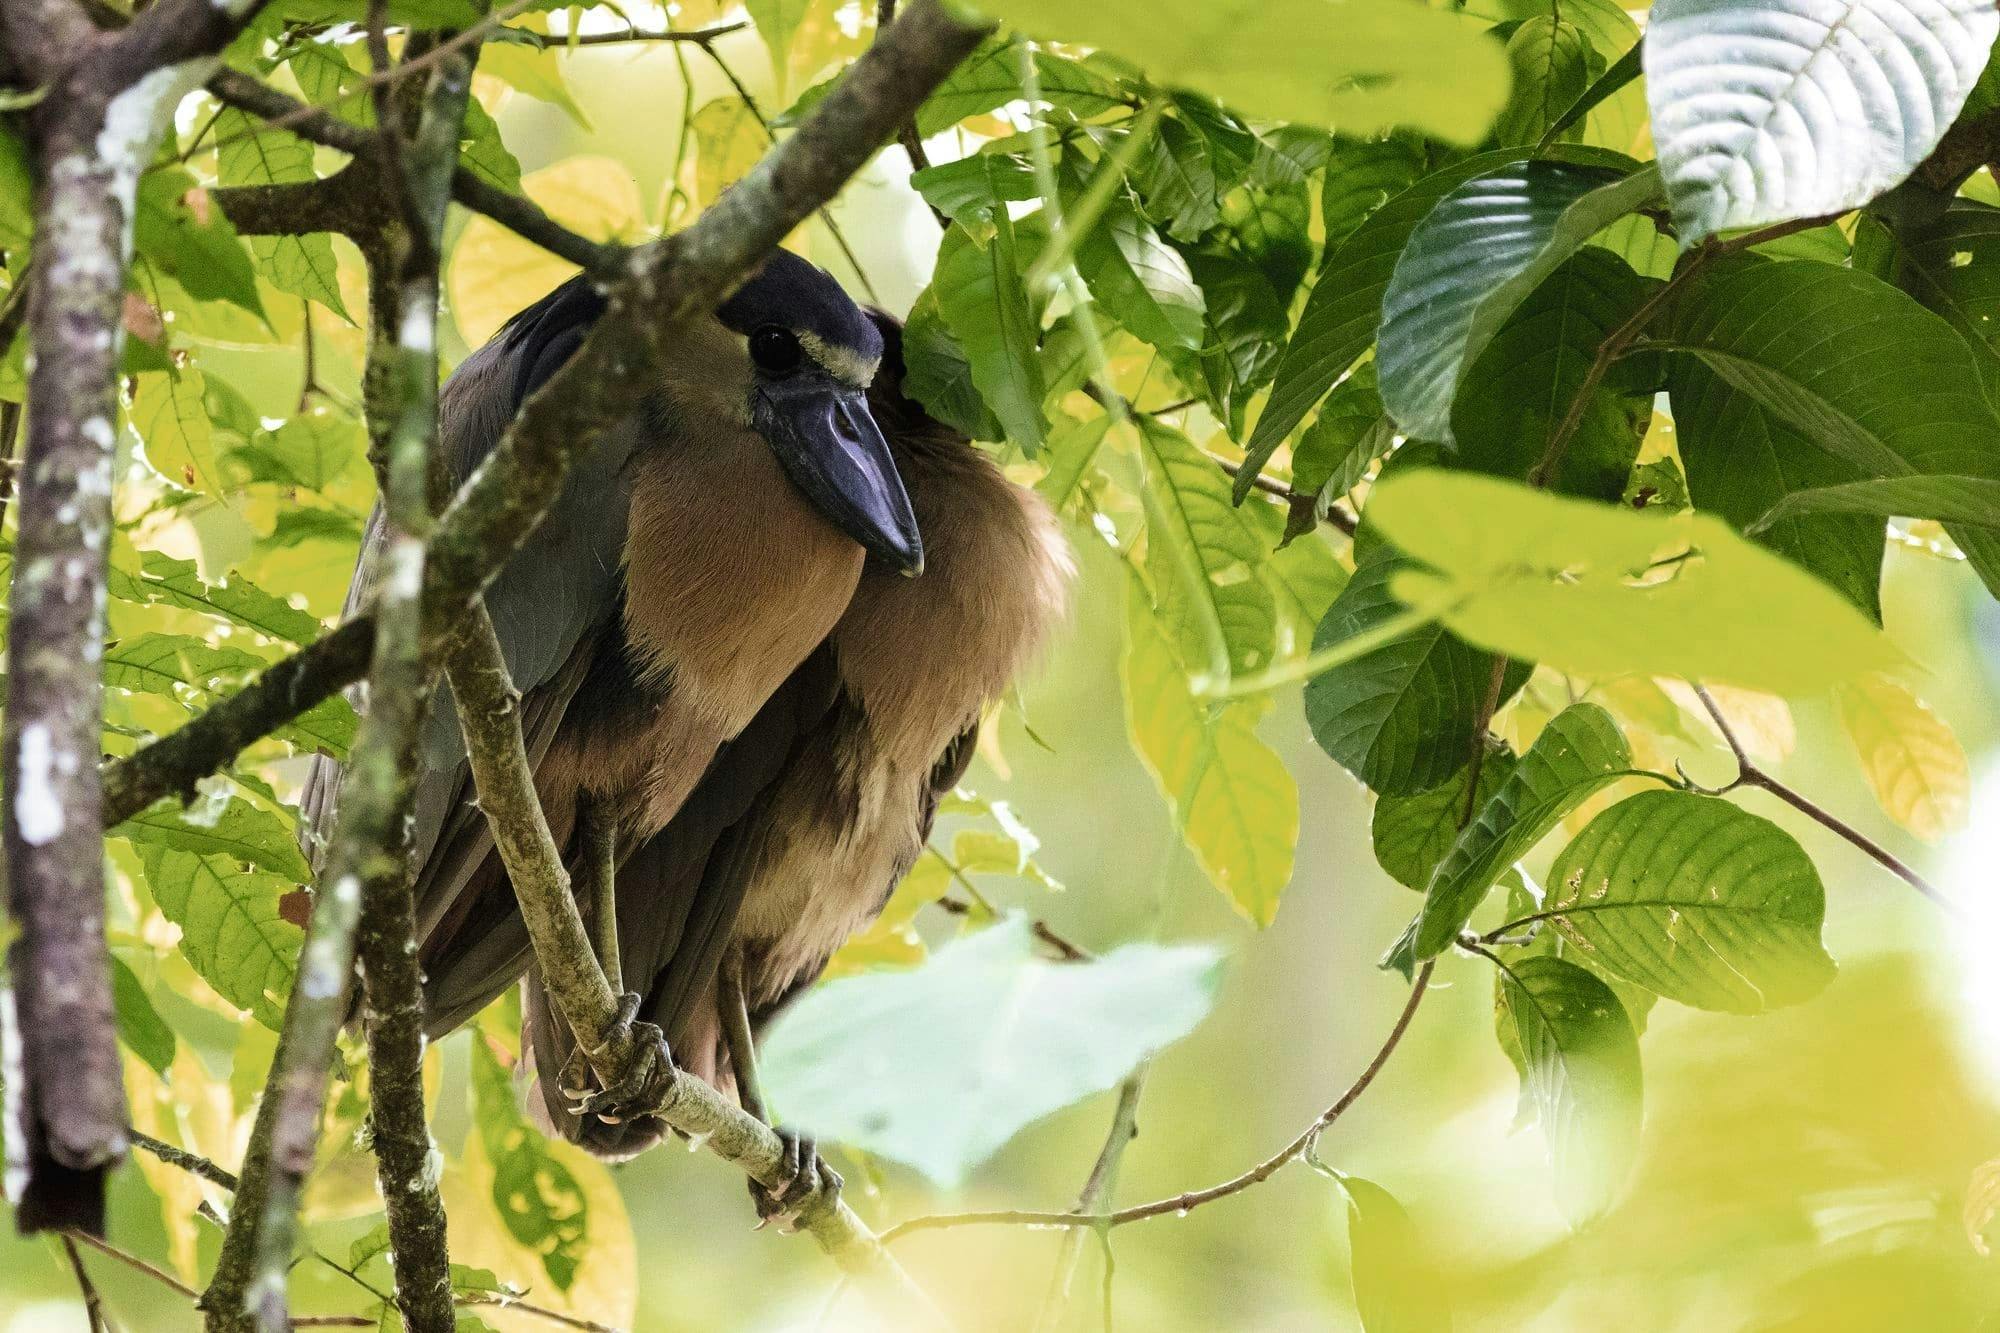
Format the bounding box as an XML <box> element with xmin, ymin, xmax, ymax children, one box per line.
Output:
<box><xmin>719</xmin><ymin>951</ymin><xmax>841</xmax><ymax>1230</ymax></box>
<box><xmin>566</xmin><ymin>990</ymin><xmax>676</xmax><ymax>1125</ymax></box>
<box><xmin>578</xmin><ymin>796</ymin><xmax>624</xmax><ymax>995</ymax></box>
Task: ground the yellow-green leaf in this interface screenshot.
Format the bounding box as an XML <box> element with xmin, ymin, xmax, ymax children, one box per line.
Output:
<box><xmin>1123</xmin><ymin>573</ymin><xmax>1296</xmax><ymax>925</ymax></box>
<box><xmin>1834</xmin><ymin>672</ymin><xmax>1970</xmax><ymax>842</ymax></box>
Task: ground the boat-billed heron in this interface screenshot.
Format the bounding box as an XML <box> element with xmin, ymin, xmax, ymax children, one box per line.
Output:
<box><xmin>302</xmin><ymin>253</ymin><xmax>924</xmax><ymax>1048</ymax></box>
<box><xmin>516</xmin><ymin>310</ymin><xmax>1074</xmax><ymax>1215</ymax></box>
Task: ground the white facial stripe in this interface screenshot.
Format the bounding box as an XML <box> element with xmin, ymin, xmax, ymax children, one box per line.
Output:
<box><xmin>796</xmin><ymin>330</ymin><xmax>879</xmax><ymax>388</ymax></box>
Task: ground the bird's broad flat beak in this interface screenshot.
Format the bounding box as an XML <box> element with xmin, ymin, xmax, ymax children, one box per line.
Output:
<box><xmin>757</xmin><ymin>379</ymin><xmax>924</xmax><ymax>576</ymax></box>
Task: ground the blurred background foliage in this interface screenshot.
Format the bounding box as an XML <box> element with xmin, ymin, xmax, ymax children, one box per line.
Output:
<box><xmin>5</xmin><ymin>0</ymin><xmax>2000</xmax><ymax>1328</ymax></box>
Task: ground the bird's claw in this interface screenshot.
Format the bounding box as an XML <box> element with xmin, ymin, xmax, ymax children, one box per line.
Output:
<box><xmin>564</xmin><ymin>995</ymin><xmax>675</xmax><ymax>1126</ymax></box>
<box><xmin>750</xmin><ymin>1129</ymin><xmax>842</xmax><ymax>1233</ymax></box>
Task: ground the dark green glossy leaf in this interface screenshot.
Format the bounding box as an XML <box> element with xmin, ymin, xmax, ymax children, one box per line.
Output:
<box><xmin>1372</xmin><ymin>744</ymin><xmax>1516</xmax><ymax>890</ymax></box>
<box><xmin>1494</xmin><ymin>18</ymin><xmax>1594</xmax><ymax>147</ymax></box>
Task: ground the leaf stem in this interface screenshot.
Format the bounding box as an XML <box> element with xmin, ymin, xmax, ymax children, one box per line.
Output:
<box><xmin>882</xmin><ymin>963</ymin><xmax>1434</xmax><ymax>1240</ymax></box>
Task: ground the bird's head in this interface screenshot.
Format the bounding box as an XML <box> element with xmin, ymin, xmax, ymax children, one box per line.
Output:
<box><xmin>716</xmin><ymin>251</ymin><xmax>924</xmax><ymax>577</ymax></box>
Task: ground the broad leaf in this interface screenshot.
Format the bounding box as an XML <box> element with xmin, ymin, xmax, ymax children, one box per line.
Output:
<box><xmin>1871</xmin><ymin>199</ymin><xmax>2000</xmax><ymax>401</ymax></box>
<box><xmin>915</xmin><ymin>38</ymin><xmax>1125</xmax><ymax>137</ymax></box>
<box><xmin>115</xmin><ymin>795</ymin><xmax>310</xmax><ymax>882</ymax></box>
<box><xmin>1377</xmin><ymin>160</ymin><xmax>1660</xmax><ymax>442</ymax></box>
<box><xmin>1497</xmin><ymin>955</ymin><xmax>1643</xmax><ymax>1222</ymax></box>
<box><xmin>135</xmin><ymin>370</ymin><xmax>227</xmax><ymax>497</ymax></box>
<box><xmin>1073</xmin><ymin>199</ymin><xmax>1205</xmax><ymax>353</ymax></box>
<box><xmin>1493</xmin><ymin>18</ymin><xmax>1594</xmax><ymax>148</ymax></box>
<box><xmin>110</xmin><ymin>552</ymin><xmax>322</xmax><ymax>645</ymax></box>
<box><xmin>1367</xmin><ymin>470</ymin><xmax>1900</xmax><ymax>694</ymax></box>
<box><xmin>1332</xmin><ymin>1174</ymin><xmax>1454</xmax><ymax>1333</ymax></box>
<box><xmin>470</xmin><ymin>1037</ymin><xmax>590</xmax><ymax>1290</ymax></box>
<box><xmin>110</xmin><ymin>956</ymin><xmax>176</xmax><ymax>1078</ymax></box>
<box><xmin>1670</xmin><ymin>359</ymin><xmax>1886</xmax><ymax>622</ymax></box>
<box><xmin>1834</xmin><ymin>672</ymin><xmax>1969</xmax><ymax>841</ymax></box>
<box><xmin>1667</xmin><ymin>258</ymin><xmax>2000</xmax><ymax>595</ymax></box>
<box><xmin>760</xmin><ymin>916</ymin><xmax>1221</xmax><ymax>1187</ymax></box>
<box><xmin>1139</xmin><ymin>420</ymin><xmax>1280</xmax><ymax>680</ymax></box>
<box><xmin>1749</xmin><ymin>475</ymin><xmax>2000</xmax><ymax>531</ymax></box>
<box><xmin>138</xmin><ymin>846</ymin><xmax>301</xmax><ymax>1029</ymax></box>
<box><xmin>1388</xmin><ymin>703</ymin><xmax>1633</xmax><ymax>971</ymax></box>
<box><xmin>1239</xmin><ymin>150</ymin><xmax>1522</xmax><ymax>490</ymax></box>
<box><xmin>1371</xmin><ymin>744</ymin><xmax>1516</xmax><ymax>890</ymax></box>
<box><xmin>1305</xmin><ymin>552</ymin><xmax>1525</xmax><ymax>797</ymax></box>
<box><xmin>934</xmin><ymin>217</ymin><xmax>1047</xmax><ymax>454</ymax></box>
<box><xmin>1451</xmin><ymin>247</ymin><xmax>1654</xmax><ymax>502</ymax></box>
<box><xmin>1542</xmin><ymin>790</ymin><xmax>1836</xmax><ymax>1011</ymax></box>
<box><xmin>1646</xmin><ymin>0</ymin><xmax>1999</xmax><ymax>243</ymax></box>
<box><xmin>134</xmin><ymin>169</ymin><xmax>265</xmax><ymax>318</ymax></box>
<box><xmin>969</xmin><ymin>0</ymin><xmax>1510</xmax><ymax>143</ymax></box>
<box><xmin>1124</xmin><ymin>575</ymin><xmax>1297</xmax><ymax>924</ymax></box>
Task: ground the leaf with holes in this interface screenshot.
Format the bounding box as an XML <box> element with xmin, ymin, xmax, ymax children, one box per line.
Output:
<box><xmin>1497</xmin><ymin>955</ymin><xmax>1642</xmax><ymax>1223</ymax></box>
<box><xmin>1835</xmin><ymin>673</ymin><xmax>1969</xmax><ymax>841</ymax></box>
<box><xmin>1542</xmin><ymin>790</ymin><xmax>1835</xmax><ymax>1012</ymax></box>
<box><xmin>112</xmin><ymin>553</ymin><xmax>322</xmax><ymax>645</ymax></box>
<box><xmin>1387</xmin><ymin>703</ymin><xmax>1633</xmax><ymax>972</ymax></box>
<box><xmin>470</xmin><ymin>1037</ymin><xmax>590</xmax><ymax>1290</ymax></box>
<box><xmin>1377</xmin><ymin>160</ymin><xmax>1661</xmax><ymax>442</ymax></box>
<box><xmin>1645</xmin><ymin>0</ymin><xmax>1998</xmax><ymax>243</ymax></box>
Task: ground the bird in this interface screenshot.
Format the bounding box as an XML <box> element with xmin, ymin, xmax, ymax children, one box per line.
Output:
<box><xmin>301</xmin><ymin>251</ymin><xmax>924</xmax><ymax>1050</ymax></box>
<box><xmin>516</xmin><ymin>307</ymin><xmax>1075</xmax><ymax>1217</ymax></box>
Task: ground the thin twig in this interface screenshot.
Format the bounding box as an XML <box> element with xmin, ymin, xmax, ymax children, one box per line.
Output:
<box><xmin>932</xmin><ymin>895</ymin><xmax>1090</xmax><ymax>961</ymax></box>
<box><xmin>883</xmin><ymin>962</ymin><xmax>1435</xmax><ymax>1240</ymax></box>
<box><xmin>1206</xmin><ymin>452</ymin><xmax>1359</xmax><ymax>537</ymax></box>
<box><xmin>128</xmin><ymin>1128</ymin><xmax>239</xmax><ymax>1190</ymax></box>
<box><xmin>1032</xmin><ymin>1069</ymin><xmax>1147</xmax><ymax>1330</ymax></box>
<box><xmin>528</xmin><ymin>20</ymin><xmax>745</xmax><ymax>46</ymax></box>
<box><xmin>1529</xmin><ymin>212</ymin><xmax>1840</xmax><ymax>488</ymax></box>
<box><xmin>66</xmin><ymin>1231</ymin><xmax>202</xmax><ymax>1302</ymax></box>
<box><xmin>1689</xmin><ymin>684</ymin><xmax>1957</xmax><ymax>915</ymax></box>
<box><xmin>61</xmin><ymin>1235</ymin><xmax>113</xmax><ymax>1333</ymax></box>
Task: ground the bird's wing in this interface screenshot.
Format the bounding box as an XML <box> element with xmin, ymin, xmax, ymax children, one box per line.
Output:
<box><xmin>304</xmin><ymin>276</ymin><xmax>635</xmax><ymax>953</ymax></box>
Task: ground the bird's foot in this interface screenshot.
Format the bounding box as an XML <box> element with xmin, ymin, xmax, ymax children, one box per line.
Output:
<box><xmin>750</xmin><ymin>1129</ymin><xmax>842</xmax><ymax>1233</ymax></box>
<box><xmin>566</xmin><ymin>993</ymin><xmax>676</xmax><ymax>1125</ymax></box>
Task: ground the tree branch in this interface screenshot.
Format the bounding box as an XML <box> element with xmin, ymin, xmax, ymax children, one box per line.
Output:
<box><xmin>1689</xmin><ymin>684</ymin><xmax>1958</xmax><ymax>915</ymax></box>
<box><xmin>883</xmin><ymin>962</ymin><xmax>1435</xmax><ymax>1241</ymax></box>
<box><xmin>0</xmin><ymin>0</ymin><xmax>271</xmax><ymax>1236</ymax></box>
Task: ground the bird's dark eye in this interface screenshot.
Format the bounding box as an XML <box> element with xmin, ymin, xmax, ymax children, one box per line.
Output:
<box><xmin>749</xmin><ymin>326</ymin><xmax>804</xmax><ymax>375</ymax></box>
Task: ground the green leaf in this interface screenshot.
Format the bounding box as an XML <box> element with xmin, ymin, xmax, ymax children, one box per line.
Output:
<box><xmin>246</xmin><ymin>405</ymin><xmax>363</xmax><ymax>493</ymax></box>
<box><xmin>911</xmin><ymin>152</ymin><xmax>1037</xmax><ymax>222</ymax></box>
<box><xmin>902</xmin><ymin>290</ymin><xmax>1004</xmax><ymax>443</ymax></box>
<box><xmin>1750</xmin><ymin>475</ymin><xmax>2000</xmax><ymax>531</ymax></box>
<box><xmin>1389</xmin><ymin>703</ymin><xmax>1633</xmax><ymax>972</ymax></box>
<box><xmin>138</xmin><ymin>846</ymin><xmax>301</xmax><ymax>1029</ymax></box>
<box><xmin>1138</xmin><ymin>419</ymin><xmax>1280</xmax><ymax>681</ymax></box>
<box><xmin>1372</xmin><ymin>744</ymin><xmax>1516</xmax><ymax>890</ymax></box>
<box><xmin>1123</xmin><ymin>574</ymin><xmax>1297</xmax><ymax>925</ymax></box>
<box><xmin>112</xmin><ymin>552</ymin><xmax>323</xmax><ymax>645</ymax></box>
<box><xmin>0</xmin><ymin>123</ymin><xmax>32</xmax><ymax>248</ymax></box>
<box><xmin>1034</xmin><ymin>410</ymin><xmax>1113</xmax><ymax>510</ymax></box>
<box><xmin>933</xmin><ymin>219</ymin><xmax>1046</xmax><ymax>454</ymax></box>
<box><xmin>104</xmin><ymin>633</ymin><xmax>268</xmax><ymax>700</ymax></box>
<box><xmin>214</xmin><ymin>107</ymin><xmax>354</xmax><ymax>323</ymax></box>
<box><xmin>1494</xmin><ymin>18</ymin><xmax>1594</xmax><ymax>148</ymax></box>
<box><xmin>255</xmin><ymin>232</ymin><xmax>350</xmax><ymax>322</ymax></box>
<box><xmin>1319</xmin><ymin>136</ymin><xmax>1429</xmax><ymax>251</ymax></box>
<box><xmin>971</xmin><ymin>0</ymin><xmax>1510</xmax><ymax>143</ymax></box>
<box><xmin>476</xmin><ymin>41</ymin><xmax>591</xmax><ymax>130</ymax></box>
<box><xmin>1644</xmin><ymin>0</ymin><xmax>1998</xmax><ymax>243</ymax></box>
<box><xmin>1666</xmin><ymin>258</ymin><xmax>2000</xmax><ymax>595</ymax></box>
<box><xmin>1138</xmin><ymin>116</ymin><xmax>1223</xmax><ymax>241</ymax></box>
<box><xmin>1073</xmin><ymin>200</ymin><xmax>1205</xmax><ymax>353</ymax></box>
<box><xmin>1377</xmin><ymin>161</ymin><xmax>1661</xmax><ymax>443</ymax></box>
<box><xmin>110</xmin><ymin>955</ymin><xmax>176</xmax><ymax>1077</ymax></box>
<box><xmin>915</xmin><ymin>39</ymin><xmax>1125</xmax><ymax>137</ymax></box>
<box><xmin>1451</xmin><ymin>247</ymin><xmax>1654</xmax><ymax>502</ymax></box>
<box><xmin>134</xmin><ymin>169</ymin><xmax>265</xmax><ymax>318</ymax></box>
<box><xmin>1542</xmin><ymin>790</ymin><xmax>1836</xmax><ymax>1012</ymax></box>
<box><xmin>1669</xmin><ymin>360</ymin><xmax>1885</xmax><ymax>622</ymax></box>
<box><xmin>470</xmin><ymin>1038</ymin><xmax>589</xmax><ymax>1291</ymax></box>
<box><xmin>1291</xmin><ymin>364</ymin><xmax>1392</xmax><ymax>505</ymax></box>
<box><xmin>1497</xmin><ymin>955</ymin><xmax>1642</xmax><ymax>1223</ymax></box>
<box><xmin>458</xmin><ymin>98</ymin><xmax>521</xmax><ymax>194</ymax></box>
<box><xmin>1238</xmin><ymin>149</ymin><xmax>1522</xmax><ymax>491</ymax></box>
<box><xmin>1166</xmin><ymin>252</ymin><xmax>1289</xmax><ymax>434</ymax></box>
<box><xmin>760</xmin><ymin>916</ymin><xmax>1221</xmax><ymax>1187</ymax></box>
<box><xmin>134</xmin><ymin>369</ymin><xmax>228</xmax><ymax>496</ymax></box>
<box><xmin>115</xmin><ymin>794</ymin><xmax>310</xmax><ymax>882</ymax></box>
<box><xmin>1538</xmin><ymin>38</ymin><xmax>1642</xmax><ymax>151</ymax></box>
<box><xmin>1366</xmin><ymin>469</ymin><xmax>1900</xmax><ymax>695</ymax></box>
<box><xmin>1305</xmin><ymin>551</ymin><xmax>1525</xmax><ymax>797</ymax></box>
<box><xmin>1872</xmin><ymin>200</ymin><xmax>2000</xmax><ymax>400</ymax></box>
<box><xmin>1331</xmin><ymin>1174</ymin><xmax>1454</xmax><ymax>1333</ymax></box>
